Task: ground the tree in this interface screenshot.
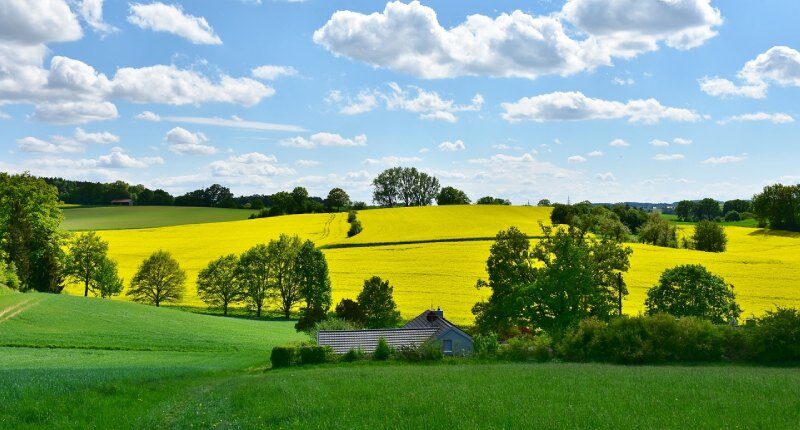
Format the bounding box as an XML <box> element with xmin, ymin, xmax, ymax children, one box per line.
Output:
<box><xmin>645</xmin><ymin>264</ymin><xmax>741</xmax><ymax>324</ymax></box>
<box><xmin>723</xmin><ymin>199</ymin><xmax>751</xmax><ymax>215</ymax></box>
<box><xmin>752</xmin><ymin>184</ymin><xmax>800</xmax><ymax>231</ymax></box>
<box><xmin>197</xmin><ymin>254</ymin><xmax>244</xmax><ymax>315</ymax></box>
<box><xmin>127</xmin><ymin>250</ymin><xmax>186</xmax><ymax>307</ymax></box>
<box><xmin>326</xmin><ymin>188</ymin><xmax>350</xmax><ymax>212</ymax></box>
<box><xmin>692</xmin><ymin>220</ymin><xmax>727</xmax><ymax>252</ymax></box>
<box><xmin>294</xmin><ymin>240</ymin><xmax>332</xmax><ymax>330</ymax></box>
<box><xmin>91</xmin><ymin>258</ymin><xmax>123</xmax><ymax>298</ymax></box>
<box><xmin>674</xmin><ymin>200</ymin><xmax>695</xmax><ymax>222</ymax></box>
<box><xmin>64</xmin><ymin>231</ymin><xmax>109</xmax><ymax>297</ymax></box>
<box><xmin>473</xmin><ymin>225</ymin><xmax>631</xmax><ymax>335</ymax></box>
<box><xmin>372</xmin><ymin>167</ymin><xmax>402</xmax><ymax>207</ymax></box>
<box><xmin>0</xmin><ymin>258</ymin><xmax>20</xmax><ymax>290</ymax></box>
<box><xmin>476</xmin><ymin>196</ymin><xmax>511</xmax><ymax>205</ymax></box>
<box><xmin>290</xmin><ymin>187</ymin><xmax>309</xmax><ymax>214</ymax></box>
<box><xmin>638</xmin><ymin>213</ymin><xmax>678</xmax><ymax>248</ymax></box>
<box><xmin>269</xmin><ymin>191</ymin><xmax>293</xmax><ymax>216</ymax></box>
<box><xmin>436</xmin><ymin>186</ymin><xmax>471</xmax><ymax>205</ymax></box>
<box><xmin>0</xmin><ymin>173</ymin><xmax>64</xmax><ymax>292</ymax></box>
<box><xmin>537</xmin><ymin>199</ymin><xmax>551</xmax><ymax>207</ymax></box>
<box><xmin>357</xmin><ymin>276</ymin><xmax>401</xmax><ymax>328</ymax></box>
<box><xmin>268</xmin><ymin>234</ymin><xmax>303</xmax><ymax>318</ymax></box>
<box><xmin>335</xmin><ymin>298</ymin><xmax>364</xmax><ymax>323</ymax></box>
<box><xmin>692</xmin><ymin>198</ymin><xmax>722</xmax><ymax>221</ymax></box>
<box><xmin>205</xmin><ymin>184</ymin><xmax>235</xmax><ymax>207</ymax></box>
<box><xmin>725</xmin><ymin>211</ymin><xmax>741</xmax><ymax>222</ymax></box>
<box><xmin>237</xmin><ymin>244</ymin><xmax>272</xmax><ymax>317</ymax></box>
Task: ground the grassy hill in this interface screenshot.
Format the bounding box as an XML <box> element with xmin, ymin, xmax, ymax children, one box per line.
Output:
<box><xmin>59</xmin><ymin>205</ymin><xmax>800</xmax><ymax>323</ymax></box>
<box><xmin>2</xmin><ymin>292</ymin><xmax>799</xmax><ymax>428</ymax></box>
<box><xmin>61</xmin><ymin>206</ymin><xmax>259</xmax><ymax>230</ymax></box>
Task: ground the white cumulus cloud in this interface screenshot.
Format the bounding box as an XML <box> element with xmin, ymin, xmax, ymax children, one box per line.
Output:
<box><xmin>281</xmin><ymin>133</ymin><xmax>367</xmax><ymax>149</ymax></box>
<box><xmin>128</xmin><ymin>2</ymin><xmax>222</xmax><ymax>45</ymax></box>
<box><xmin>438</xmin><ymin>140</ymin><xmax>466</xmax><ymax>152</ymax></box>
<box><xmin>165</xmin><ymin>127</ymin><xmax>217</xmax><ymax>155</ymax></box>
<box><xmin>717</xmin><ymin>112</ymin><xmax>794</xmax><ymax>125</ymax></box>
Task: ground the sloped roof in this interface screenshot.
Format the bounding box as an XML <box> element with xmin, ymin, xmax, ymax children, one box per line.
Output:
<box><xmin>317</xmin><ymin>328</ymin><xmax>437</xmax><ymax>354</ymax></box>
<box><xmin>403</xmin><ymin>310</ymin><xmax>472</xmax><ymax>340</ymax></box>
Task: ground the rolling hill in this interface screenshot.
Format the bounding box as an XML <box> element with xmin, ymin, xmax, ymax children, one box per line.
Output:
<box><xmin>61</xmin><ymin>206</ymin><xmax>259</xmax><ymax>230</ymax></box>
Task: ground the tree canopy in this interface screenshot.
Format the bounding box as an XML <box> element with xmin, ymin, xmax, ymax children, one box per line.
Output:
<box><xmin>645</xmin><ymin>264</ymin><xmax>741</xmax><ymax>324</ymax></box>
<box><xmin>752</xmin><ymin>183</ymin><xmax>800</xmax><ymax>231</ymax></box>
<box><xmin>197</xmin><ymin>254</ymin><xmax>244</xmax><ymax>315</ymax></box>
<box><xmin>326</xmin><ymin>188</ymin><xmax>350</xmax><ymax>211</ymax></box>
<box><xmin>436</xmin><ymin>186</ymin><xmax>471</xmax><ymax>205</ymax></box>
<box><xmin>127</xmin><ymin>250</ymin><xmax>186</xmax><ymax>307</ymax></box>
<box><xmin>65</xmin><ymin>231</ymin><xmax>110</xmax><ymax>297</ymax></box>
<box><xmin>357</xmin><ymin>276</ymin><xmax>401</xmax><ymax>328</ymax></box>
<box><xmin>692</xmin><ymin>220</ymin><xmax>727</xmax><ymax>252</ymax></box>
<box><xmin>294</xmin><ymin>240</ymin><xmax>332</xmax><ymax>330</ymax></box>
<box><xmin>372</xmin><ymin>167</ymin><xmax>440</xmax><ymax>207</ymax></box>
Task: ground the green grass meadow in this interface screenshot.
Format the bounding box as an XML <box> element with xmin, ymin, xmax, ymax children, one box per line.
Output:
<box><xmin>61</xmin><ymin>206</ymin><xmax>258</xmax><ymax>230</ymax></box>
<box><xmin>2</xmin><ymin>290</ymin><xmax>799</xmax><ymax>428</ymax></box>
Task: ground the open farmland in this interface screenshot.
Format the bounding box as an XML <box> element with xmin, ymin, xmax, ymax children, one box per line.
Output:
<box><xmin>60</xmin><ymin>206</ymin><xmax>800</xmax><ymax>324</ymax></box>
<box><xmin>61</xmin><ymin>206</ymin><xmax>259</xmax><ymax>230</ymax></box>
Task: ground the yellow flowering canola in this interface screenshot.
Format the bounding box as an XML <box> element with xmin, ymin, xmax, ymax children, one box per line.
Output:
<box><xmin>64</xmin><ymin>206</ymin><xmax>800</xmax><ymax>324</ymax></box>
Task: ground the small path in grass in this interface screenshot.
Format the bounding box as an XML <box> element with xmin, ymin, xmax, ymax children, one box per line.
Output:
<box><xmin>0</xmin><ymin>296</ymin><xmax>45</xmax><ymax>324</ymax></box>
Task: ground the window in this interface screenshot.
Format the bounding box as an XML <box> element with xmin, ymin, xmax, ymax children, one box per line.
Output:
<box><xmin>443</xmin><ymin>339</ymin><xmax>453</xmax><ymax>354</ymax></box>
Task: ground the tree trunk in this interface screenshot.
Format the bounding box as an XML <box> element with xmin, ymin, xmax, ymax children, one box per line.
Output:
<box><xmin>257</xmin><ymin>304</ymin><xmax>262</xmax><ymax>317</ymax></box>
<box><xmin>223</xmin><ymin>302</ymin><xmax>228</xmax><ymax>316</ymax></box>
<box><xmin>84</xmin><ymin>280</ymin><xmax>89</xmax><ymax>297</ymax></box>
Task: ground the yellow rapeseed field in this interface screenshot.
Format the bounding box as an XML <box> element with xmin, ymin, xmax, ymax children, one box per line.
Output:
<box><xmin>64</xmin><ymin>206</ymin><xmax>800</xmax><ymax>324</ymax></box>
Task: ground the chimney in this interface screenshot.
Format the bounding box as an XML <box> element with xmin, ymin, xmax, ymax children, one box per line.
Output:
<box><xmin>432</xmin><ymin>307</ymin><xmax>443</xmax><ymax>319</ymax></box>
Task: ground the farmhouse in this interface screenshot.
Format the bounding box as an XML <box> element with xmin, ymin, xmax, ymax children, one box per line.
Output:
<box><xmin>110</xmin><ymin>198</ymin><xmax>133</xmax><ymax>206</ymax></box>
<box><xmin>317</xmin><ymin>309</ymin><xmax>473</xmax><ymax>356</ymax></box>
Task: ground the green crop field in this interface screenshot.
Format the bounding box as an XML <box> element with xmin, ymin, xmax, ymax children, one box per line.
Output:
<box><xmin>61</xmin><ymin>206</ymin><xmax>259</xmax><ymax>230</ymax></box>
<box><xmin>2</xmin><ymin>290</ymin><xmax>798</xmax><ymax>428</ymax></box>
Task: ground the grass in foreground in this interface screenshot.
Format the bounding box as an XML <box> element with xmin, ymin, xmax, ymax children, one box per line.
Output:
<box><xmin>61</xmin><ymin>206</ymin><xmax>259</xmax><ymax>230</ymax></box>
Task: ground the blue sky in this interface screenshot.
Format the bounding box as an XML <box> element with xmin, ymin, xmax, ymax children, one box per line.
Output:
<box><xmin>2</xmin><ymin>1</ymin><xmax>799</xmax><ymax>203</ymax></box>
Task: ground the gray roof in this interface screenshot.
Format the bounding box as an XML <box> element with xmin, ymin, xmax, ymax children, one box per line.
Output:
<box><xmin>317</xmin><ymin>328</ymin><xmax>437</xmax><ymax>354</ymax></box>
<box><xmin>403</xmin><ymin>310</ymin><xmax>472</xmax><ymax>340</ymax></box>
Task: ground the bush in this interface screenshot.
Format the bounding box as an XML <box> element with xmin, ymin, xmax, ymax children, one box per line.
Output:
<box><xmin>740</xmin><ymin>211</ymin><xmax>755</xmax><ymax>220</ymax></box>
<box><xmin>396</xmin><ymin>340</ymin><xmax>443</xmax><ymax>362</ymax></box>
<box><xmin>347</xmin><ymin>210</ymin><xmax>358</xmax><ymax>223</ymax></box>
<box><xmin>351</xmin><ymin>201</ymin><xmax>367</xmax><ymax>210</ymax></box>
<box><xmin>747</xmin><ymin>307</ymin><xmax>800</xmax><ymax>363</ymax></box>
<box><xmin>373</xmin><ymin>337</ymin><xmax>392</xmax><ymax>361</ymax></box>
<box><xmin>473</xmin><ymin>333</ymin><xmax>499</xmax><ymax>358</ymax></box>
<box><xmin>693</xmin><ymin>220</ymin><xmax>727</xmax><ymax>252</ymax></box>
<box><xmin>499</xmin><ymin>335</ymin><xmax>551</xmax><ymax>362</ymax></box>
<box><xmin>299</xmin><ymin>345</ymin><xmax>330</xmax><ymax>365</ymax></box>
<box><xmin>645</xmin><ymin>264</ymin><xmax>741</xmax><ymax>324</ymax></box>
<box><xmin>638</xmin><ymin>213</ymin><xmax>678</xmax><ymax>248</ymax></box>
<box><xmin>557</xmin><ymin>317</ymin><xmax>609</xmax><ymax>362</ymax></box>
<box><xmin>531</xmin><ymin>334</ymin><xmax>553</xmax><ymax>362</ymax></box>
<box><xmin>334</xmin><ymin>299</ymin><xmax>364</xmax><ymax>324</ymax></box>
<box><xmin>347</xmin><ymin>220</ymin><xmax>363</xmax><ymax>237</ymax></box>
<box><xmin>724</xmin><ymin>211</ymin><xmax>741</xmax><ymax>222</ymax></box>
<box><xmin>308</xmin><ymin>317</ymin><xmax>355</xmax><ymax>343</ymax></box>
<box><xmin>342</xmin><ymin>347</ymin><xmax>365</xmax><ymax>362</ymax></box>
<box><xmin>270</xmin><ymin>346</ymin><xmax>295</xmax><ymax>368</ymax></box>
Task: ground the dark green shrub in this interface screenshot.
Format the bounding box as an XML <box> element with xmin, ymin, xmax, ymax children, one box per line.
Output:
<box><xmin>342</xmin><ymin>347</ymin><xmax>365</xmax><ymax>362</ymax></box>
<box><xmin>673</xmin><ymin>317</ymin><xmax>726</xmax><ymax>362</ymax></box>
<box><xmin>347</xmin><ymin>210</ymin><xmax>358</xmax><ymax>223</ymax></box>
<box><xmin>740</xmin><ymin>211</ymin><xmax>755</xmax><ymax>220</ymax></box>
<box><xmin>693</xmin><ymin>220</ymin><xmax>727</xmax><ymax>252</ymax></box>
<box><xmin>748</xmin><ymin>307</ymin><xmax>800</xmax><ymax>363</ymax></box>
<box><xmin>724</xmin><ymin>211</ymin><xmax>741</xmax><ymax>222</ymax></box>
<box><xmin>347</xmin><ymin>220</ymin><xmax>363</xmax><ymax>237</ymax></box>
<box><xmin>419</xmin><ymin>340</ymin><xmax>443</xmax><ymax>361</ymax></box>
<box><xmin>334</xmin><ymin>299</ymin><xmax>364</xmax><ymax>324</ymax></box>
<box><xmin>473</xmin><ymin>333</ymin><xmax>499</xmax><ymax>358</ymax></box>
<box><xmin>500</xmin><ymin>336</ymin><xmax>537</xmax><ymax>361</ymax></box>
<box><xmin>270</xmin><ymin>346</ymin><xmax>295</xmax><ymax>368</ymax></box>
<box><xmin>395</xmin><ymin>344</ymin><xmax>422</xmax><ymax>362</ymax></box>
<box><xmin>298</xmin><ymin>345</ymin><xmax>330</xmax><ymax>365</ymax></box>
<box><xmin>531</xmin><ymin>334</ymin><xmax>553</xmax><ymax>362</ymax></box>
<box><xmin>351</xmin><ymin>201</ymin><xmax>367</xmax><ymax>210</ymax></box>
<box><xmin>557</xmin><ymin>317</ymin><xmax>608</xmax><ymax>361</ymax></box>
<box><xmin>373</xmin><ymin>337</ymin><xmax>392</xmax><ymax>361</ymax></box>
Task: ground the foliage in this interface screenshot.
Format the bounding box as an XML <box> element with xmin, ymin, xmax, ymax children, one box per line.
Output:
<box><xmin>0</xmin><ymin>259</ymin><xmax>20</xmax><ymax>290</ymax></box>
<box><xmin>307</xmin><ymin>318</ymin><xmax>355</xmax><ymax>343</ymax></box>
<box><xmin>347</xmin><ymin>210</ymin><xmax>358</xmax><ymax>223</ymax></box>
<box><xmin>500</xmin><ymin>335</ymin><xmax>552</xmax><ymax>362</ymax></box>
<box><xmin>752</xmin><ymin>183</ymin><xmax>800</xmax><ymax>231</ymax></box>
<box><xmin>299</xmin><ymin>345</ymin><xmax>330</xmax><ymax>365</ymax></box>
<box><xmin>436</xmin><ymin>186</ymin><xmax>471</xmax><ymax>205</ymax></box>
<box><xmin>474</xmin><ymin>224</ymin><xmax>631</xmax><ymax>335</ymax></box>
<box><xmin>270</xmin><ymin>346</ymin><xmax>295</xmax><ymax>368</ymax></box>
<box><xmin>537</xmin><ymin>199</ymin><xmax>551</xmax><ymax>207</ymax></box>
<box><xmin>396</xmin><ymin>340</ymin><xmax>443</xmax><ymax>362</ymax></box>
<box><xmin>357</xmin><ymin>276</ymin><xmax>402</xmax><ymax>328</ymax></box>
<box><xmin>196</xmin><ymin>254</ymin><xmax>243</xmax><ymax>315</ymax></box>
<box><xmin>473</xmin><ymin>332</ymin><xmax>499</xmax><ymax>357</ymax></box>
<box><xmin>572</xmin><ymin>207</ymin><xmax>631</xmax><ymax>241</ymax></box>
<box><xmin>65</xmin><ymin>231</ymin><xmax>110</xmax><ymax>297</ymax></box>
<box><xmin>92</xmin><ymin>258</ymin><xmax>124</xmax><ymax>298</ymax></box>
<box><xmin>341</xmin><ymin>347</ymin><xmax>365</xmax><ymax>362</ymax></box>
<box><xmin>236</xmin><ymin>244</ymin><xmax>272</xmax><ymax>317</ymax></box>
<box><xmin>724</xmin><ymin>211</ymin><xmax>741</xmax><ymax>222</ymax></box>
<box><xmin>44</xmin><ymin>177</ymin><xmax>175</xmax><ymax>206</ymax></box>
<box><xmin>268</xmin><ymin>234</ymin><xmax>303</xmax><ymax>318</ymax></box>
<box><xmin>693</xmin><ymin>198</ymin><xmax>722</xmax><ymax>221</ymax></box>
<box><xmin>295</xmin><ymin>240</ymin><xmax>332</xmax><ymax>330</ymax></box>
<box><xmin>723</xmin><ymin>199</ymin><xmax>751</xmax><ymax>215</ymax></box>
<box><xmin>326</xmin><ymin>188</ymin><xmax>351</xmax><ymax>212</ymax></box>
<box><xmin>127</xmin><ymin>250</ymin><xmax>186</xmax><ymax>307</ymax></box>
<box><xmin>0</xmin><ymin>172</ymin><xmax>64</xmax><ymax>292</ymax></box>
<box><xmin>692</xmin><ymin>220</ymin><xmax>727</xmax><ymax>252</ymax></box>
<box><xmin>638</xmin><ymin>212</ymin><xmax>678</xmax><ymax>248</ymax></box>
<box><xmin>747</xmin><ymin>307</ymin><xmax>800</xmax><ymax>362</ymax></box>
<box><xmin>351</xmin><ymin>201</ymin><xmax>368</xmax><ymax>210</ymax></box>
<box><xmin>373</xmin><ymin>337</ymin><xmax>392</xmax><ymax>360</ymax></box>
<box><xmin>347</xmin><ymin>219</ymin><xmax>363</xmax><ymax>237</ymax></box>
<box><xmin>645</xmin><ymin>264</ymin><xmax>741</xmax><ymax>324</ymax></box>
<box><xmin>334</xmin><ymin>299</ymin><xmax>364</xmax><ymax>323</ymax></box>
<box><xmin>175</xmin><ymin>184</ymin><xmax>235</xmax><ymax>208</ymax></box>
<box><xmin>674</xmin><ymin>200</ymin><xmax>694</xmax><ymax>222</ymax></box>
<box><xmin>372</xmin><ymin>167</ymin><xmax>440</xmax><ymax>207</ymax></box>
<box><xmin>476</xmin><ymin>196</ymin><xmax>511</xmax><ymax>205</ymax></box>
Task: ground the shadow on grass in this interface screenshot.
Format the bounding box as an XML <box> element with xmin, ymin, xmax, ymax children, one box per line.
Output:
<box><xmin>747</xmin><ymin>228</ymin><xmax>800</xmax><ymax>239</ymax></box>
<box><xmin>163</xmin><ymin>305</ymin><xmax>296</xmax><ymax>322</ymax></box>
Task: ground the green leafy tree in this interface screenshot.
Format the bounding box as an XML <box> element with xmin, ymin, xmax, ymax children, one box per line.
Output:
<box><xmin>638</xmin><ymin>213</ymin><xmax>678</xmax><ymax>248</ymax></box>
<box><xmin>0</xmin><ymin>173</ymin><xmax>64</xmax><ymax>292</ymax></box>
<box><xmin>290</xmin><ymin>187</ymin><xmax>309</xmax><ymax>214</ymax></box>
<box><xmin>752</xmin><ymin>184</ymin><xmax>800</xmax><ymax>231</ymax></box>
<box><xmin>92</xmin><ymin>258</ymin><xmax>124</xmax><ymax>298</ymax></box>
<box><xmin>268</xmin><ymin>234</ymin><xmax>303</xmax><ymax>318</ymax></box>
<box><xmin>674</xmin><ymin>200</ymin><xmax>695</xmax><ymax>222</ymax></box>
<box><xmin>127</xmin><ymin>250</ymin><xmax>186</xmax><ymax>307</ymax></box>
<box><xmin>645</xmin><ymin>264</ymin><xmax>741</xmax><ymax>324</ymax></box>
<box><xmin>335</xmin><ymin>298</ymin><xmax>364</xmax><ymax>323</ymax></box>
<box><xmin>692</xmin><ymin>198</ymin><xmax>722</xmax><ymax>221</ymax></box>
<box><xmin>357</xmin><ymin>276</ymin><xmax>401</xmax><ymax>328</ymax></box>
<box><xmin>65</xmin><ymin>231</ymin><xmax>110</xmax><ymax>297</ymax></box>
<box><xmin>294</xmin><ymin>240</ymin><xmax>332</xmax><ymax>330</ymax></box>
<box><xmin>372</xmin><ymin>167</ymin><xmax>440</xmax><ymax>207</ymax></box>
<box><xmin>537</xmin><ymin>199</ymin><xmax>551</xmax><ymax>207</ymax></box>
<box><xmin>0</xmin><ymin>259</ymin><xmax>20</xmax><ymax>290</ymax></box>
<box><xmin>197</xmin><ymin>254</ymin><xmax>244</xmax><ymax>315</ymax></box>
<box><xmin>723</xmin><ymin>199</ymin><xmax>751</xmax><ymax>215</ymax></box>
<box><xmin>474</xmin><ymin>225</ymin><xmax>631</xmax><ymax>335</ymax></box>
<box><xmin>372</xmin><ymin>167</ymin><xmax>402</xmax><ymax>208</ymax></box>
<box><xmin>476</xmin><ymin>196</ymin><xmax>511</xmax><ymax>205</ymax></box>
<box><xmin>237</xmin><ymin>244</ymin><xmax>273</xmax><ymax>317</ymax></box>
<box><xmin>326</xmin><ymin>188</ymin><xmax>350</xmax><ymax>212</ymax></box>
<box><xmin>692</xmin><ymin>220</ymin><xmax>727</xmax><ymax>252</ymax></box>
<box><xmin>269</xmin><ymin>191</ymin><xmax>293</xmax><ymax>216</ymax></box>
<box><xmin>436</xmin><ymin>186</ymin><xmax>471</xmax><ymax>205</ymax></box>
